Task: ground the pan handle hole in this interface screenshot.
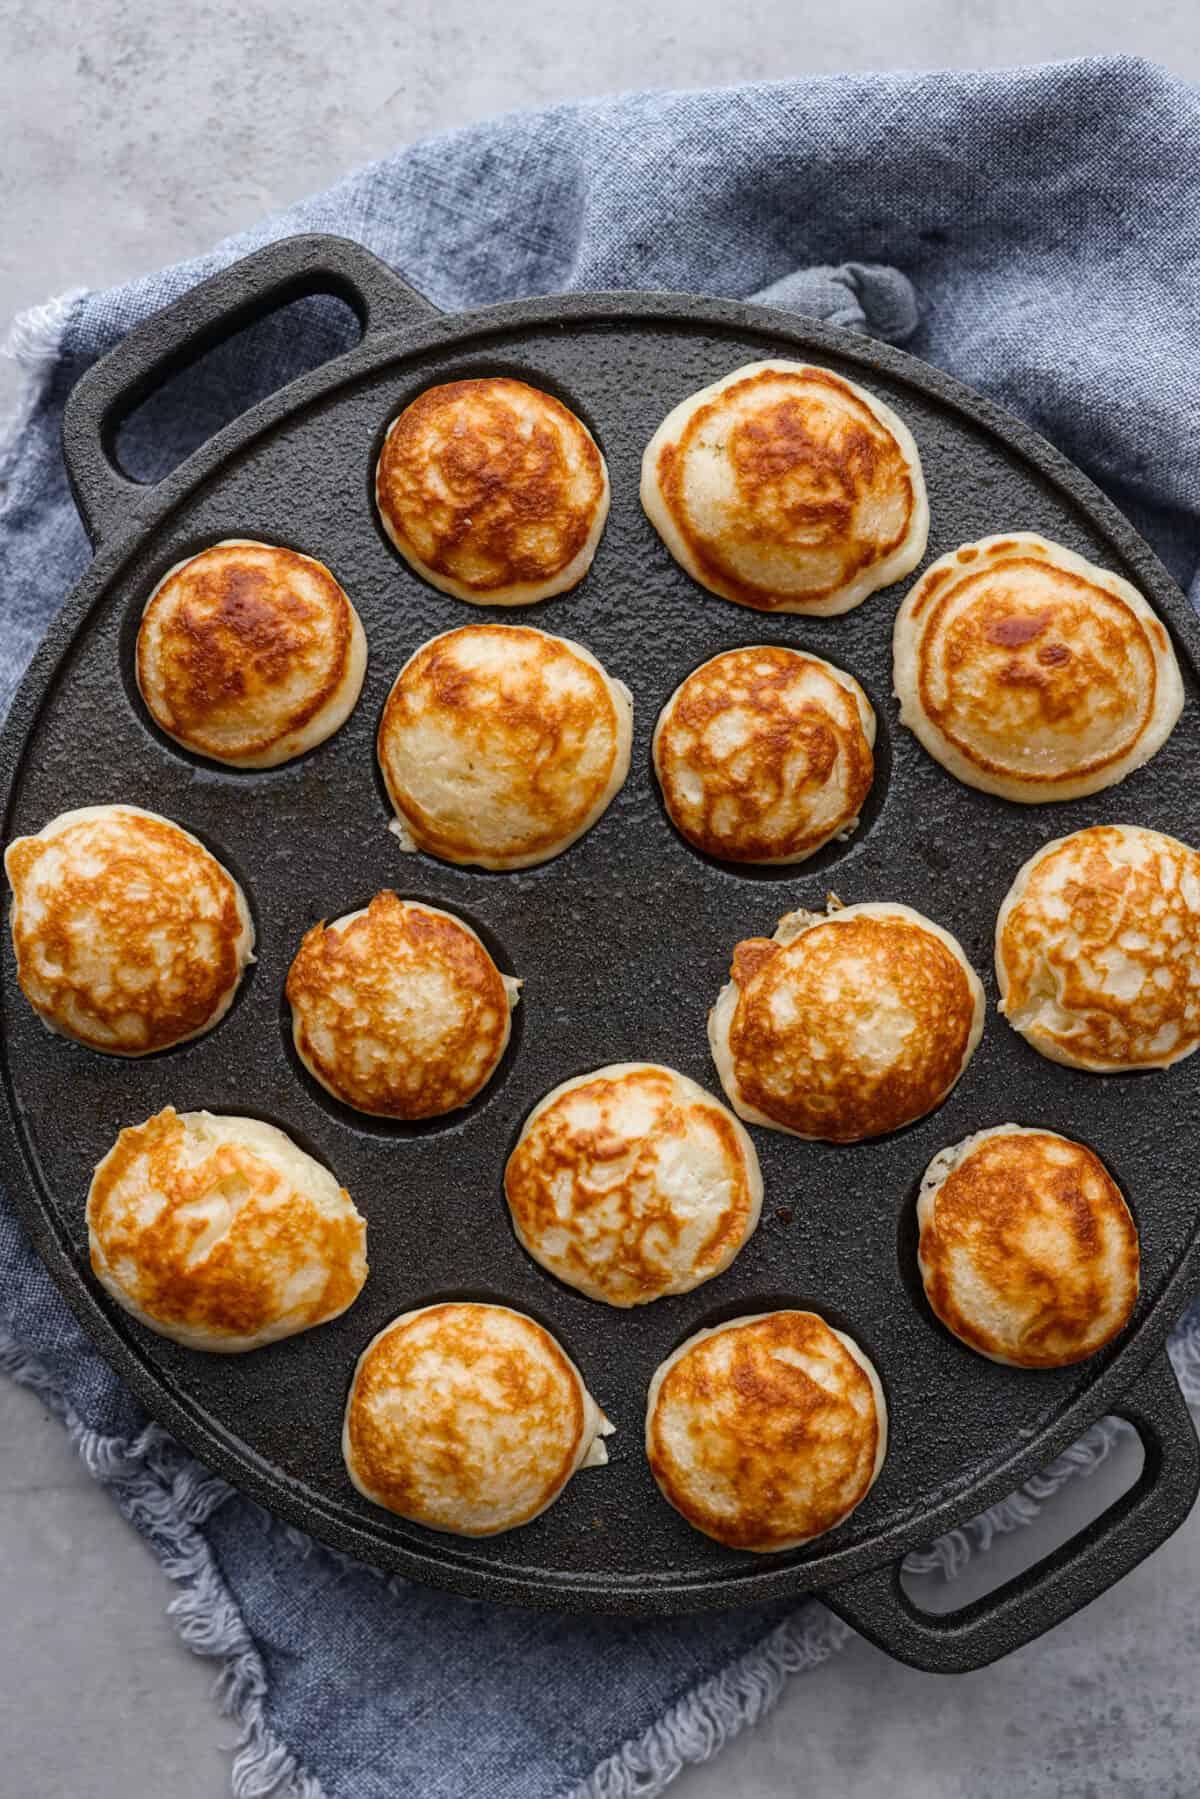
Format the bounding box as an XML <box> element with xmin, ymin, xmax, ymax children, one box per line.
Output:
<box><xmin>113</xmin><ymin>294</ymin><xmax>362</xmax><ymax>484</ymax></box>
<box><xmin>899</xmin><ymin>1415</ymin><xmax>1141</xmax><ymax>1613</ymax></box>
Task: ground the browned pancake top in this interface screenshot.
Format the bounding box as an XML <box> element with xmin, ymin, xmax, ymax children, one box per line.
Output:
<box><xmin>654</xmin><ymin>366</ymin><xmax>918</xmax><ymax>611</ymax></box>
<box><xmin>137</xmin><ymin>542</ymin><xmax>357</xmax><ymax>763</ymax></box>
<box><xmin>728</xmin><ymin>911</ymin><xmax>978</xmax><ymax>1141</ymax></box>
<box><xmin>654</xmin><ymin>646</ymin><xmax>874</xmax><ymax>862</ymax></box>
<box><xmin>87</xmin><ymin>1109</ymin><xmax>366</xmax><ymax>1343</ymax></box>
<box><xmin>647</xmin><ymin>1312</ymin><xmax>881</xmax><ymax>1551</ymax></box>
<box><xmin>5</xmin><ymin>807</ymin><xmax>250</xmax><ymax>1055</ymax></box>
<box><xmin>919</xmin><ymin>1128</ymin><xmax>1139</xmax><ymax>1367</ymax></box>
<box><xmin>345</xmin><ymin>1304</ymin><xmax>588</xmax><ymax>1534</ymax></box>
<box><xmin>997</xmin><ymin>824</ymin><xmax>1200</xmax><ymax>1070</ymax></box>
<box><xmin>906</xmin><ymin>539</ymin><xmax>1168</xmax><ymax>787</ymax></box>
<box><xmin>287</xmin><ymin>892</ymin><xmax>511</xmax><ymax>1118</ymax></box>
<box><xmin>376</xmin><ymin>378</ymin><xmax>606</xmax><ymax>596</ymax></box>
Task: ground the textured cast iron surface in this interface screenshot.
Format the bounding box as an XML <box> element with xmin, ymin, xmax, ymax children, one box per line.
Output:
<box><xmin>3</xmin><ymin>239</ymin><xmax>1200</xmax><ymax>1657</ymax></box>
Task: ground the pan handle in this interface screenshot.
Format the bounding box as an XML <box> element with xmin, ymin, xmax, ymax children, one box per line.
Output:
<box><xmin>821</xmin><ymin>1347</ymin><xmax>1199</xmax><ymax>1673</ymax></box>
<box><xmin>61</xmin><ymin>233</ymin><xmax>437</xmax><ymax>544</ymax></box>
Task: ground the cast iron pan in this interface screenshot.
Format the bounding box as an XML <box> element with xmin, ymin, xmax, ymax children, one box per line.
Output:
<box><xmin>3</xmin><ymin>234</ymin><xmax>1199</xmax><ymax>1674</ymax></box>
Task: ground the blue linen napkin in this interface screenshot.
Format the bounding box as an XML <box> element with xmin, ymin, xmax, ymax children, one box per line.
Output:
<box><xmin>3</xmin><ymin>54</ymin><xmax>1200</xmax><ymax>1799</ymax></box>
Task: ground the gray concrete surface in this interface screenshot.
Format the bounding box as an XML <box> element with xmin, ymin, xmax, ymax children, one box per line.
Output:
<box><xmin>3</xmin><ymin>4</ymin><xmax>1200</xmax><ymax>1795</ymax></box>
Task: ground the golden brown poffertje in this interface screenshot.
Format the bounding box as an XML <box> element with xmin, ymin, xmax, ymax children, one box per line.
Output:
<box><xmin>137</xmin><ymin>540</ymin><xmax>367</xmax><ymax>768</ymax></box>
<box><xmin>645</xmin><ymin>1310</ymin><xmax>887</xmax><ymax>1551</ymax></box>
<box><xmin>377</xmin><ymin>623</ymin><xmax>632</xmax><ymax>869</ymax></box>
<box><xmin>4</xmin><ymin>804</ymin><xmax>254</xmax><ymax>1056</ymax></box>
<box><xmin>375</xmin><ymin>377</ymin><xmax>610</xmax><ymax>605</ymax></box>
<box><xmin>917</xmin><ymin>1125</ymin><xmax>1139</xmax><ymax>1367</ymax></box>
<box><xmin>641</xmin><ymin>360</ymin><xmax>928</xmax><ymax>615</ymax></box>
<box><xmin>653</xmin><ymin>645</ymin><xmax>875</xmax><ymax>863</ymax></box>
<box><xmin>505</xmin><ymin>1062</ymin><xmax>762</xmax><ymax>1306</ymax></box>
<box><xmin>287</xmin><ymin>891</ymin><xmax>519</xmax><ymax>1118</ymax></box>
<box><xmin>995</xmin><ymin>823</ymin><xmax>1200</xmax><ymax>1071</ymax></box>
<box><xmin>87</xmin><ymin>1108</ymin><xmax>367</xmax><ymax>1352</ymax></box>
<box><xmin>343</xmin><ymin>1302</ymin><xmax>611</xmax><ymax>1535</ymax></box>
<box><xmin>709</xmin><ymin>900</ymin><xmax>985</xmax><ymax>1141</ymax></box>
<box><xmin>893</xmin><ymin>534</ymin><xmax>1182</xmax><ymax>803</ymax></box>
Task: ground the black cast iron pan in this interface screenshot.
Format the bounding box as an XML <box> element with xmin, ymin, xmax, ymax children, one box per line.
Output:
<box><xmin>3</xmin><ymin>234</ymin><xmax>1199</xmax><ymax>1673</ymax></box>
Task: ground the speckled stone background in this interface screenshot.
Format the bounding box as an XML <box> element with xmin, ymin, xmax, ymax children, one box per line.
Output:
<box><xmin>3</xmin><ymin>4</ymin><xmax>1200</xmax><ymax>1794</ymax></box>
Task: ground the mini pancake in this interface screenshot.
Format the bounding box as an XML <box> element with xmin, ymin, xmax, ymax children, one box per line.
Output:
<box><xmin>653</xmin><ymin>645</ymin><xmax>875</xmax><ymax>864</ymax></box>
<box><xmin>917</xmin><ymin>1124</ymin><xmax>1139</xmax><ymax>1367</ymax></box>
<box><xmin>645</xmin><ymin>1310</ymin><xmax>886</xmax><ymax>1552</ymax></box>
<box><xmin>137</xmin><ymin>539</ymin><xmax>367</xmax><ymax>768</ymax></box>
<box><xmin>375</xmin><ymin>377</ymin><xmax>610</xmax><ymax>605</ymax></box>
<box><xmin>996</xmin><ymin>823</ymin><xmax>1200</xmax><ymax>1072</ymax></box>
<box><xmin>709</xmin><ymin>899</ymin><xmax>984</xmax><ymax>1141</ymax></box>
<box><xmin>377</xmin><ymin>623</ymin><xmax>633</xmax><ymax>870</ymax></box>
<box><xmin>641</xmin><ymin>360</ymin><xmax>928</xmax><ymax>615</ymax></box>
<box><xmin>4</xmin><ymin>804</ymin><xmax>254</xmax><ymax>1056</ymax></box>
<box><xmin>287</xmin><ymin>890</ymin><xmax>519</xmax><ymax>1118</ymax></box>
<box><xmin>343</xmin><ymin>1302</ymin><xmax>612</xmax><ymax>1535</ymax></box>
<box><xmin>504</xmin><ymin>1062</ymin><xmax>762</xmax><ymax>1307</ymax></box>
<box><xmin>87</xmin><ymin>1108</ymin><xmax>367</xmax><ymax>1353</ymax></box>
<box><xmin>893</xmin><ymin>533</ymin><xmax>1182</xmax><ymax>803</ymax></box>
